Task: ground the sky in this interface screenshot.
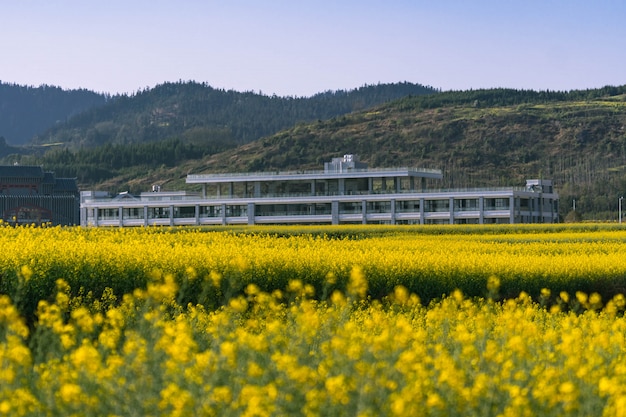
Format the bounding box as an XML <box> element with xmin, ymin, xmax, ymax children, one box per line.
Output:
<box><xmin>1</xmin><ymin>0</ymin><xmax>625</xmax><ymax>97</ymax></box>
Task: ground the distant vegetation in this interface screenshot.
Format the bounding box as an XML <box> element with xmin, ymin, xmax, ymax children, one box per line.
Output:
<box><xmin>2</xmin><ymin>81</ymin><xmax>626</xmax><ymax>220</ymax></box>
<box><xmin>0</xmin><ymin>81</ymin><xmax>108</xmax><ymax>145</ymax></box>
<box><xmin>6</xmin><ymin>80</ymin><xmax>437</xmax><ymax>188</ymax></box>
<box><xmin>28</xmin><ymin>81</ymin><xmax>437</xmax><ymax>148</ymax></box>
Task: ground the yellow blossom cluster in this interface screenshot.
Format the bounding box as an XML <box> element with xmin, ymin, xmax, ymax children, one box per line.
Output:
<box><xmin>0</xmin><ymin>224</ymin><xmax>624</xmax><ymax>414</ymax></box>
<box><xmin>1</xmin><ymin>224</ymin><xmax>626</xmax><ymax>318</ymax></box>
<box><xmin>0</xmin><ymin>275</ymin><xmax>626</xmax><ymax>415</ymax></box>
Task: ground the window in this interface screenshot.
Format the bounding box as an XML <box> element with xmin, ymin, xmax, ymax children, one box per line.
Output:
<box><xmin>98</xmin><ymin>208</ymin><xmax>119</xmax><ymax>220</ymax></box>
<box><xmin>396</xmin><ymin>200</ymin><xmax>420</xmax><ymax>213</ymax></box>
<box><xmin>424</xmin><ymin>199</ymin><xmax>449</xmax><ymax>212</ymax></box>
<box><xmin>485</xmin><ymin>198</ymin><xmax>510</xmax><ymax>210</ymax></box>
<box><xmin>174</xmin><ymin>206</ymin><xmax>196</xmax><ymax>218</ymax></box>
<box><xmin>366</xmin><ymin>201</ymin><xmax>391</xmax><ymax>213</ymax></box>
<box><xmin>339</xmin><ymin>202</ymin><xmax>362</xmax><ymax>214</ymax></box>
<box><xmin>226</xmin><ymin>205</ymin><xmax>247</xmax><ymax>217</ymax></box>
<box><xmin>200</xmin><ymin>206</ymin><xmax>222</xmax><ymax>218</ymax></box>
<box><xmin>122</xmin><ymin>207</ymin><xmax>143</xmax><ymax>219</ymax></box>
<box><xmin>148</xmin><ymin>207</ymin><xmax>170</xmax><ymax>219</ymax></box>
<box><xmin>454</xmin><ymin>199</ymin><xmax>479</xmax><ymax>211</ymax></box>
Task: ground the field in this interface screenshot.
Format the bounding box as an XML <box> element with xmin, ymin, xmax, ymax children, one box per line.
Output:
<box><xmin>1</xmin><ymin>223</ymin><xmax>626</xmax><ymax>415</ymax></box>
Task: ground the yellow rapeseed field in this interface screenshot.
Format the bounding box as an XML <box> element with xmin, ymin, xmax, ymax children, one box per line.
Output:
<box><xmin>0</xmin><ymin>224</ymin><xmax>626</xmax><ymax>415</ymax></box>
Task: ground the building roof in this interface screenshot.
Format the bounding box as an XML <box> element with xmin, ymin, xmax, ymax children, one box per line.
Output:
<box><xmin>54</xmin><ymin>178</ymin><xmax>79</xmax><ymax>193</ymax></box>
<box><xmin>187</xmin><ymin>167</ymin><xmax>443</xmax><ymax>185</ymax></box>
<box><xmin>0</xmin><ymin>165</ymin><xmax>45</xmax><ymax>179</ymax></box>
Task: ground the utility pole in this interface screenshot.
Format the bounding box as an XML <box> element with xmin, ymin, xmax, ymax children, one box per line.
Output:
<box><xmin>620</xmin><ymin>196</ymin><xmax>624</xmax><ymax>224</ymax></box>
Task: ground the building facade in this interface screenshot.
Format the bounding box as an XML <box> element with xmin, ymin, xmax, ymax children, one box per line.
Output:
<box><xmin>0</xmin><ymin>165</ymin><xmax>80</xmax><ymax>226</ymax></box>
<box><xmin>80</xmin><ymin>156</ymin><xmax>559</xmax><ymax>227</ymax></box>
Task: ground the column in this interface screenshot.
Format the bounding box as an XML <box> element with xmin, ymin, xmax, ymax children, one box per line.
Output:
<box><xmin>362</xmin><ymin>200</ymin><xmax>367</xmax><ymax>224</ymax></box>
<box><xmin>449</xmin><ymin>197</ymin><xmax>454</xmax><ymax>224</ymax></box>
<box><xmin>247</xmin><ymin>203</ymin><xmax>255</xmax><ymax>225</ymax></box>
<box><xmin>119</xmin><ymin>207</ymin><xmax>123</xmax><ymax>227</ymax></box>
<box><xmin>331</xmin><ymin>201</ymin><xmax>339</xmax><ymax>225</ymax></box>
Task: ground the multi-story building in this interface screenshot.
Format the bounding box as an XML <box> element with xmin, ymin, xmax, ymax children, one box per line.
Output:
<box><xmin>80</xmin><ymin>155</ymin><xmax>559</xmax><ymax>227</ymax></box>
<box><xmin>0</xmin><ymin>165</ymin><xmax>80</xmax><ymax>225</ymax></box>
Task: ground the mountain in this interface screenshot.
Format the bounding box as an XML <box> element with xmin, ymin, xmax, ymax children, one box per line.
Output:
<box><xmin>30</xmin><ymin>81</ymin><xmax>438</xmax><ymax>148</ymax></box>
<box><xmin>10</xmin><ymin>80</ymin><xmax>437</xmax><ymax>186</ymax></box>
<box><xmin>9</xmin><ymin>82</ymin><xmax>626</xmax><ymax>220</ymax></box>
<box><xmin>0</xmin><ymin>82</ymin><xmax>108</xmax><ymax>145</ymax></box>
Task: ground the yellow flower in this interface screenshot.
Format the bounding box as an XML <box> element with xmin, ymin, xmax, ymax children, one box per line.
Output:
<box><xmin>211</xmin><ymin>386</ymin><xmax>232</xmax><ymax>404</ymax></box>
<box><xmin>325</xmin><ymin>375</ymin><xmax>351</xmax><ymax>405</ymax></box>
<box><xmin>347</xmin><ymin>266</ymin><xmax>368</xmax><ymax>299</ymax></box>
<box><xmin>19</xmin><ymin>265</ymin><xmax>33</xmax><ymax>281</ymax></box>
<box><xmin>58</xmin><ymin>383</ymin><xmax>82</xmax><ymax>403</ymax></box>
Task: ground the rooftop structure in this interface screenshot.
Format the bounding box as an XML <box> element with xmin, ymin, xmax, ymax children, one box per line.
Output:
<box><xmin>80</xmin><ymin>155</ymin><xmax>559</xmax><ymax>227</ymax></box>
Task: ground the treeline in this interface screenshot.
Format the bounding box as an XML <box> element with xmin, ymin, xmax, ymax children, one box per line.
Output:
<box><xmin>17</xmin><ymin>137</ymin><xmax>236</xmax><ymax>184</ymax></box>
<box><xmin>0</xmin><ymin>82</ymin><xmax>108</xmax><ymax>145</ymax></box>
<box><xmin>389</xmin><ymin>85</ymin><xmax>626</xmax><ymax>111</ymax></box>
<box><xmin>32</xmin><ymin>81</ymin><xmax>438</xmax><ymax>148</ymax></box>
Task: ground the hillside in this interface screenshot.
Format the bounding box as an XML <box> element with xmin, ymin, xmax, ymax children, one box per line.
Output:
<box><xmin>189</xmin><ymin>86</ymin><xmax>626</xmax><ymax>220</ymax></box>
<box><xmin>11</xmin><ymin>84</ymin><xmax>626</xmax><ymax>220</ymax></box>
<box><xmin>29</xmin><ymin>81</ymin><xmax>437</xmax><ymax>148</ymax></box>
<box><xmin>0</xmin><ymin>82</ymin><xmax>108</xmax><ymax>145</ymax></box>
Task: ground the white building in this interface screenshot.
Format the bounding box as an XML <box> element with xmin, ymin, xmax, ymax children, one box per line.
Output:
<box><xmin>80</xmin><ymin>155</ymin><xmax>559</xmax><ymax>227</ymax></box>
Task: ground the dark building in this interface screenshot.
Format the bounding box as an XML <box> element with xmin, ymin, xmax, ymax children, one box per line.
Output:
<box><xmin>0</xmin><ymin>165</ymin><xmax>79</xmax><ymax>226</ymax></box>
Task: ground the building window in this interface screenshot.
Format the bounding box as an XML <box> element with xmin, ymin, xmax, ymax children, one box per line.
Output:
<box><xmin>366</xmin><ymin>201</ymin><xmax>391</xmax><ymax>213</ymax></box>
<box><xmin>200</xmin><ymin>206</ymin><xmax>222</xmax><ymax>218</ymax></box>
<box><xmin>339</xmin><ymin>202</ymin><xmax>362</xmax><ymax>214</ymax></box>
<box><xmin>425</xmin><ymin>218</ymin><xmax>449</xmax><ymax>224</ymax></box>
<box><xmin>454</xmin><ymin>198</ymin><xmax>479</xmax><ymax>211</ymax></box>
<box><xmin>174</xmin><ymin>206</ymin><xmax>196</xmax><ymax>218</ymax></box>
<box><xmin>148</xmin><ymin>207</ymin><xmax>170</xmax><ymax>219</ymax></box>
<box><xmin>485</xmin><ymin>198</ymin><xmax>510</xmax><ymax>210</ymax></box>
<box><xmin>396</xmin><ymin>200</ymin><xmax>420</xmax><ymax>213</ymax></box>
<box><xmin>98</xmin><ymin>208</ymin><xmax>119</xmax><ymax>220</ymax></box>
<box><xmin>122</xmin><ymin>207</ymin><xmax>143</xmax><ymax>219</ymax></box>
<box><xmin>424</xmin><ymin>199</ymin><xmax>449</xmax><ymax>213</ymax></box>
<box><xmin>226</xmin><ymin>205</ymin><xmax>247</xmax><ymax>217</ymax></box>
<box><xmin>454</xmin><ymin>218</ymin><xmax>479</xmax><ymax>224</ymax></box>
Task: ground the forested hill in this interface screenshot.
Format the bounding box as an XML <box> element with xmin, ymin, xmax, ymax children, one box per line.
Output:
<box><xmin>30</xmin><ymin>81</ymin><xmax>438</xmax><ymax>148</ymax></box>
<box><xmin>14</xmin><ymin>84</ymin><xmax>626</xmax><ymax>219</ymax></box>
<box><xmin>0</xmin><ymin>82</ymin><xmax>108</xmax><ymax>145</ymax></box>
<box><xmin>195</xmin><ymin>86</ymin><xmax>626</xmax><ymax>220</ymax></box>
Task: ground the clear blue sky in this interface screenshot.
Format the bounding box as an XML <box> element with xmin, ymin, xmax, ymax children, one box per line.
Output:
<box><xmin>2</xmin><ymin>0</ymin><xmax>624</xmax><ymax>96</ymax></box>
